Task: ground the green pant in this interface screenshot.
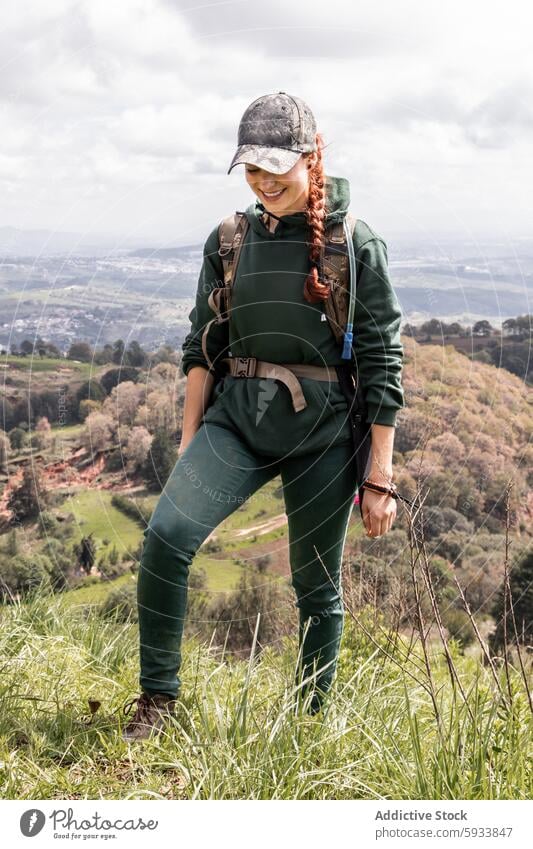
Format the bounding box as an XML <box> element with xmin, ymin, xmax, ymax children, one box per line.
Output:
<box><xmin>137</xmin><ymin>421</ymin><xmax>358</xmax><ymax>712</ymax></box>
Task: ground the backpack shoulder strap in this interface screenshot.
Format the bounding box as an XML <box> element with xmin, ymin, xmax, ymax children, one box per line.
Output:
<box><xmin>218</xmin><ymin>211</ymin><xmax>249</xmax><ymax>290</ymax></box>
<box><xmin>322</xmin><ymin>213</ymin><xmax>357</xmax><ymax>347</ymax></box>
<box><xmin>200</xmin><ymin>212</ymin><xmax>249</xmax><ymax>373</ymax></box>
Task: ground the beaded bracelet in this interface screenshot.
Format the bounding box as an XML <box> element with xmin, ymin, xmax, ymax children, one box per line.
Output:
<box><xmin>360</xmin><ymin>478</ymin><xmax>399</xmax><ymax>499</ymax></box>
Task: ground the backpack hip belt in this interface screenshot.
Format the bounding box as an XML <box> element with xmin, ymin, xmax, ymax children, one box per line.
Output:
<box><xmin>222</xmin><ymin>356</ymin><xmax>340</xmax><ymax>413</ymax></box>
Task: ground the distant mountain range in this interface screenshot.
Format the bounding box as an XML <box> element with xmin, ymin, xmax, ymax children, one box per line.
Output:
<box><xmin>0</xmin><ymin>226</ymin><xmax>147</xmax><ymax>258</ymax></box>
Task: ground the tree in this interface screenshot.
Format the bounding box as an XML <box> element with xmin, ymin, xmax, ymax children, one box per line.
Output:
<box><xmin>102</xmin><ymin>381</ymin><xmax>145</xmax><ymax>426</ymax></box>
<box><xmin>82</xmin><ymin>411</ymin><xmax>115</xmax><ymax>453</ymax></box>
<box><xmin>124</xmin><ymin>426</ymin><xmax>153</xmax><ymax>471</ymax></box>
<box><xmin>125</xmin><ymin>340</ymin><xmax>147</xmax><ymax>367</ymax></box>
<box><xmin>20</xmin><ymin>339</ymin><xmax>34</xmax><ymax>356</ymax></box>
<box><xmin>76</xmin><ymin>534</ymin><xmax>97</xmax><ymax>575</ymax></box>
<box><xmin>76</xmin><ymin>379</ymin><xmax>106</xmax><ymax>404</ymax></box>
<box><xmin>489</xmin><ymin>546</ymin><xmax>533</xmax><ymax>654</ymax></box>
<box><xmin>112</xmin><ymin>339</ymin><xmax>125</xmax><ymax>365</ymax></box>
<box><xmin>100</xmin><ymin>366</ymin><xmax>140</xmax><ymax>395</ymax></box>
<box><xmin>0</xmin><ymin>429</ymin><xmax>10</xmax><ymax>472</ymax></box>
<box><xmin>8</xmin><ymin>427</ymin><xmax>26</xmax><ymax>452</ymax></box>
<box><xmin>78</xmin><ymin>399</ymin><xmax>102</xmax><ymax>422</ymax></box>
<box><xmin>45</xmin><ymin>342</ymin><xmax>62</xmax><ymax>358</ymax></box>
<box><xmin>205</xmin><ymin>564</ymin><xmax>294</xmax><ymax>656</ymax></box>
<box><xmin>7</xmin><ymin>463</ymin><xmax>49</xmax><ymax>523</ymax></box>
<box><xmin>142</xmin><ymin>427</ymin><xmax>177</xmax><ymax>491</ymax></box>
<box><xmin>502</xmin><ymin>318</ymin><xmax>518</xmax><ymax>337</ymax></box>
<box><xmin>473</xmin><ymin>320</ymin><xmax>493</xmax><ymax>336</ymax></box>
<box><xmin>41</xmin><ymin>538</ymin><xmax>72</xmax><ymax>590</ymax></box>
<box><xmin>108</xmin><ymin>545</ymin><xmax>119</xmax><ymax>566</ymax></box>
<box><xmin>38</xmin><ymin>510</ymin><xmax>60</xmax><ymax>538</ymax></box>
<box><xmin>419</xmin><ymin>318</ymin><xmax>443</xmax><ymax>337</ymax></box>
<box><xmin>515</xmin><ymin>314</ymin><xmax>531</xmax><ymax>338</ymax></box>
<box><xmin>152</xmin><ymin>344</ymin><xmax>179</xmax><ymax>365</ymax></box>
<box><xmin>100</xmin><ymin>583</ymin><xmax>138</xmax><ymax>623</ymax></box>
<box><xmin>94</xmin><ymin>343</ymin><xmax>114</xmax><ymax>365</ymax></box>
<box><xmin>34</xmin><ymin>416</ymin><xmax>52</xmax><ymax>449</ymax></box>
<box><xmin>67</xmin><ymin>341</ymin><xmax>93</xmax><ymax>362</ymax></box>
<box><xmin>134</xmin><ymin>389</ymin><xmax>176</xmax><ymax>433</ymax></box>
<box><xmin>34</xmin><ymin>336</ymin><xmax>61</xmax><ymax>358</ymax></box>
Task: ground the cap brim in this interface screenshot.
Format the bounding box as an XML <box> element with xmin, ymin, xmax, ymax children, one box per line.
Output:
<box><xmin>227</xmin><ymin>144</ymin><xmax>303</xmax><ymax>175</ymax></box>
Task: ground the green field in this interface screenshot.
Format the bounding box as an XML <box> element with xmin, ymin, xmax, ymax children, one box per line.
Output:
<box><xmin>2</xmin><ymin>354</ymin><xmax>94</xmax><ymax>375</ymax></box>
<box><xmin>63</xmin><ymin>489</ymin><xmax>246</xmax><ymax>592</ymax></box>
<box><xmin>0</xmin><ymin>591</ymin><xmax>531</xmax><ymax>800</ymax></box>
<box><xmin>65</xmin><ymin>489</ymin><xmax>142</xmax><ymax>556</ymax></box>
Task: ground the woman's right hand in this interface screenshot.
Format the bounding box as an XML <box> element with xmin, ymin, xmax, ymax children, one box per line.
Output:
<box><xmin>178</xmin><ymin>367</ymin><xmax>215</xmax><ymax>459</ymax></box>
<box><xmin>177</xmin><ymin>441</ymin><xmax>189</xmax><ymax>458</ymax></box>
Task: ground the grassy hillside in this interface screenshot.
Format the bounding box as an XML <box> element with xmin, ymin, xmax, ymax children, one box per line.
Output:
<box><xmin>0</xmin><ymin>591</ymin><xmax>531</xmax><ymax>800</ymax></box>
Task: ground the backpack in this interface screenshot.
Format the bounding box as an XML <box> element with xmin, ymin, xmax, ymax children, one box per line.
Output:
<box><xmin>201</xmin><ymin>210</ymin><xmax>375</xmax><ymax>520</ymax></box>
<box><xmin>214</xmin><ymin>210</ymin><xmax>358</xmax><ymax>353</ymax></box>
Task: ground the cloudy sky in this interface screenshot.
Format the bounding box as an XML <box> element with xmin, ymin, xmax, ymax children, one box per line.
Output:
<box><xmin>1</xmin><ymin>0</ymin><xmax>532</xmax><ymax>247</ymax></box>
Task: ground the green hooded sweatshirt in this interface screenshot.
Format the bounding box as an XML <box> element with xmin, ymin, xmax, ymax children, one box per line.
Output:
<box><xmin>181</xmin><ymin>174</ymin><xmax>404</xmax><ymax>456</ymax></box>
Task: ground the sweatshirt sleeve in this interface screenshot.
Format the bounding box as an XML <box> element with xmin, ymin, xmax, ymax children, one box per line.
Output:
<box><xmin>180</xmin><ymin>224</ymin><xmax>230</xmax><ymax>379</ymax></box>
<box><xmin>352</xmin><ymin>236</ymin><xmax>405</xmax><ymax>427</ymax></box>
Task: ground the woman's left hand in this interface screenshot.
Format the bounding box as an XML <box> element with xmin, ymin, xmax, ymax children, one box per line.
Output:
<box><xmin>360</xmin><ymin>488</ymin><xmax>397</xmax><ymax>537</ymax></box>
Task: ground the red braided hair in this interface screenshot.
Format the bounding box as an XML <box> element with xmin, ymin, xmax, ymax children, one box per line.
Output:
<box><xmin>303</xmin><ymin>132</ymin><xmax>329</xmax><ymax>304</ymax></box>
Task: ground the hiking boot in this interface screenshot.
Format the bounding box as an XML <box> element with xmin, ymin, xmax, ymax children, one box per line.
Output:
<box><xmin>121</xmin><ymin>691</ymin><xmax>177</xmax><ymax>741</ymax></box>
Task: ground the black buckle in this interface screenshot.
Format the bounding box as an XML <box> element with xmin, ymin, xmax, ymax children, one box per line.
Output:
<box><xmin>233</xmin><ymin>357</ymin><xmax>257</xmax><ymax>378</ymax></box>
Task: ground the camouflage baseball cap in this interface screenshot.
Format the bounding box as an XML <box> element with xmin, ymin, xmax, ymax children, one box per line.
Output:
<box><xmin>227</xmin><ymin>91</ymin><xmax>317</xmax><ymax>175</ymax></box>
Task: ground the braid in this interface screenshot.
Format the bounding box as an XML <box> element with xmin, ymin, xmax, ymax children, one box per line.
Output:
<box><xmin>303</xmin><ymin>132</ymin><xmax>329</xmax><ymax>304</ymax></box>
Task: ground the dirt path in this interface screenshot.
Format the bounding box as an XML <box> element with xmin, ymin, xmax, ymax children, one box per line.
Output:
<box><xmin>231</xmin><ymin>513</ymin><xmax>287</xmax><ymax>538</ymax></box>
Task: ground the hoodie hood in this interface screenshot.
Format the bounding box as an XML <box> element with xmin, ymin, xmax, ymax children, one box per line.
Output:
<box><xmin>245</xmin><ymin>174</ymin><xmax>350</xmax><ymax>238</ymax></box>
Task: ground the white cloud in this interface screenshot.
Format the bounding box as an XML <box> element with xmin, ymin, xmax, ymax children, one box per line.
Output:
<box><xmin>0</xmin><ymin>0</ymin><xmax>532</xmax><ymax>243</ymax></box>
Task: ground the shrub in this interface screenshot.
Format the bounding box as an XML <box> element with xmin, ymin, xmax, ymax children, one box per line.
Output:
<box><xmin>38</xmin><ymin>510</ymin><xmax>60</xmax><ymax>538</ymax></box>
<box><xmin>98</xmin><ymin>557</ymin><xmax>127</xmax><ymax>581</ymax></box>
<box><xmin>489</xmin><ymin>545</ymin><xmax>533</xmax><ymax>654</ymax></box>
<box><xmin>7</xmin><ymin>464</ymin><xmax>49</xmax><ymax>522</ymax></box>
<box><xmin>9</xmin><ymin>427</ymin><xmax>27</xmax><ymax>451</ymax></box>
<box><xmin>100</xmin><ymin>583</ymin><xmax>138</xmax><ymax>623</ymax></box>
<box><xmin>0</xmin><ymin>553</ymin><xmax>52</xmax><ymax>600</ymax></box>
<box><xmin>204</xmin><ymin>567</ymin><xmax>295</xmax><ymax>658</ymax></box>
<box><xmin>110</xmin><ymin>493</ymin><xmax>151</xmax><ymax>527</ymax></box>
<box><xmin>201</xmin><ymin>538</ymin><xmax>222</xmax><ymax>554</ymax></box>
<box><xmin>442</xmin><ymin>608</ymin><xmax>476</xmax><ymax>649</ymax></box>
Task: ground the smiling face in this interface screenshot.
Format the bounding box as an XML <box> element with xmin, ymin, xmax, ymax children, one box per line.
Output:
<box><xmin>244</xmin><ymin>150</ymin><xmax>318</xmax><ymax>217</ymax></box>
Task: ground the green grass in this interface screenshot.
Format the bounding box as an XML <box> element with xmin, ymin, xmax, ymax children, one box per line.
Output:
<box><xmin>61</xmin><ymin>560</ymin><xmax>244</xmax><ymax>605</ymax></box>
<box><xmin>64</xmin><ymin>489</ymin><xmax>142</xmax><ymax>556</ymax></box>
<box><xmin>193</xmin><ymin>553</ymin><xmax>245</xmax><ymax>592</ymax></box>
<box><xmin>60</xmin><ymin>574</ymin><xmax>136</xmax><ymax>607</ymax></box>
<box><xmin>51</xmin><ymin>423</ymin><xmax>85</xmax><ymax>439</ymax></box>
<box><xmin>223</xmin><ymin>526</ymin><xmax>287</xmax><ymax>553</ymax></box>
<box><xmin>0</xmin><ymin>591</ymin><xmax>531</xmax><ymax>800</ymax></box>
<box><xmin>2</xmin><ymin>355</ymin><xmax>93</xmax><ymax>375</ymax></box>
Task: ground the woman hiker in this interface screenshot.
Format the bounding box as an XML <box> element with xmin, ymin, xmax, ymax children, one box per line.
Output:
<box><xmin>122</xmin><ymin>92</ymin><xmax>405</xmax><ymax>741</ymax></box>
